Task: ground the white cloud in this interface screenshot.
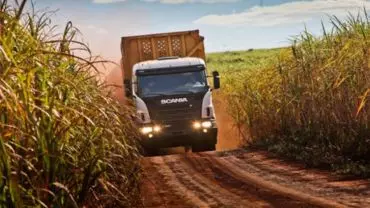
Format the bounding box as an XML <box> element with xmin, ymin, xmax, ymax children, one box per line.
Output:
<box><xmin>92</xmin><ymin>0</ymin><xmax>127</xmax><ymax>4</ymax></box>
<box><xmin>142</xmin><ymin>0</ymin><xmax>239</xmax><ymax>3</ymax></box>
<box><xmin>85</xmin><ymin>24</ymin><xmax>109</xmax><ymax>34</ymax></box>
<box><xmin>194</xmin><ymin>0</ymin><xmax>370</xmax><ymax>27</ymax></box>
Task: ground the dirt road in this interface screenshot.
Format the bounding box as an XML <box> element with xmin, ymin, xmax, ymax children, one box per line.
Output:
<box><xmin>139</xmin><ymin>95</ymin><xmax>370</xmax><ymax>208</ymax></box>
<box><xmin>140</xmin><ymin>150</ymin><xmax>370</xmax><ymax>208</ymax></box>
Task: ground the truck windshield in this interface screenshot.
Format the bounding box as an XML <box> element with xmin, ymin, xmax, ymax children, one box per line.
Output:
<box><xmin>137</xmin><ymin>70</ymin><xmax>208</xmax><ymax>97</ymax></box>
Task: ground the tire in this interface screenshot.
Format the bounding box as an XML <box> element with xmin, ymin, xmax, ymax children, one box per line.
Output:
<box><xmin>192</xmin><ymin>142</ymin><xmax>216</xmax><ymax>152</ymax></box>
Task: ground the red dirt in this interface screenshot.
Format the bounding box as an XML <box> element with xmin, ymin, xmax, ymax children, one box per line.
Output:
<box><xmin>140</xmin><ymin>151</ymin><xmax>370</xmax><ymax>208</ymax></box>
<box><xmin>139</xmin><ymin>93</ymin><xmax>370</xmax><ymax>208</ymax></box>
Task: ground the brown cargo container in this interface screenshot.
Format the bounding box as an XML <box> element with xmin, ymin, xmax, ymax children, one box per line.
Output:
<box><xmin>120</xmin><ymin>30</ymin><xmax>205</xmax><ymax>83</ymax></box>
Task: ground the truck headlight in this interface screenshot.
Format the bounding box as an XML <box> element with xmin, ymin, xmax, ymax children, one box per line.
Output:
<box><xmin>193</xmin><ymin>122</ymin><xmax>201</xmax><ymax>129</ymax></box>
<box><xmin>141</xmin><ymin>126</ymin><xmax>153</xmax><ymax>134</ymax></box>
<box><xmin>153</xmin><ymin>125</ymin><xmax>161</xmax><ymax>132</ymax></box>
<box><xmin>193</xmin><ymin>121</ymin><xmax>212</xmax><ymax>129</ymax></box>
<box><xmin>201</xmin><ymin>121</ymin><xmax>212</xmax><ymax>128</ymax></box>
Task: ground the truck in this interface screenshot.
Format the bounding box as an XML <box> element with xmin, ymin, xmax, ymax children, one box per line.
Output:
<box><xmin>121</xmin><ymin>30</ymin><xmax>220</xmax><ymax>154</ymax></box>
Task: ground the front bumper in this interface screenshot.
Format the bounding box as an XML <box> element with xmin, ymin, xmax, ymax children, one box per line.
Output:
<box><xmin>139</xmin><ymin>120</ymin><xmax>218</xmax><ymax>149</ymax></box>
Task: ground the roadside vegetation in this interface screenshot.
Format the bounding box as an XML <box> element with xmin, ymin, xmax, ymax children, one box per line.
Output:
<box><xmin>209</xmin><ymin>11</ymin><xmax>370</xmax><ymax>177</ymax></box>
<box><xmin>0</xmin><ymin>1</ymin><xmax>140</xmax><ymax>207</ymax></box>
<box><xmin>207</xmin><ymin>48</ymin><xmax>281</xmax><ymax>139</ymax></box>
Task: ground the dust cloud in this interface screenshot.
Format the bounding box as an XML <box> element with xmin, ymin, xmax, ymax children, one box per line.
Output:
<box><xmin>92</xmin><ymin>59</ymin><xmax>126</xmax><ymax>104</ymax></box>
<box><xmin>213</xmin><ymin>93</ymin><xmax>243</xmax><ymax>151</ymax></box>
<box><xmin>104</xmin><ymin>64</ymin><xmax>126</xmax><ymax>103</ymax></box>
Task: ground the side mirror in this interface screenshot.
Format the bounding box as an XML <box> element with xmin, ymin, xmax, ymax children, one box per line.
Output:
<box><xmin>212</xmin><ymin>71</ymin><xmax>220</xmax><ymax>89</ymax></box>
<box><xmin>124</xmin><ymin>79</ymin><xmax>133</xmax><ymax>98</ymax></box>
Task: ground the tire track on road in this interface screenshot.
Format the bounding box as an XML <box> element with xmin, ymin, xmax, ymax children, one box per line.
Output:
<box><xmin>181</xmin><ymin>153</ymin><xmax>277</xmax><ymax>207</ymax></box>
<box><xmin>163</xmin><ymin>155</ymin><xmax>256</xmax><ymax>208</ymax></box>
<box><xmin>206</xmin><ymin>154</ymin><xmax>347</xmax><ymax>208</ymax></box>
<box><xmin>225</xmin><ymin>154</ymin><xmax>370</xmax><ymax>207</ymax></box>
<box><xmin>142</xmin><ymin>156</ymin><xmax>208</xmax><ymax>208</ymax></box>
<box><xmin>188</xmin><ymin>153</ymin><xmax>317</xmax><ymax>208</ymax></box>
<box><xmin>141</xmin><ymin>151</ymin><xmax>360</xmax><ymax>208</ymax></box>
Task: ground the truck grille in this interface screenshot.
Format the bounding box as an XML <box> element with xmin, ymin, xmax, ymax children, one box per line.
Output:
<box><xmin>150</xmin><ymin>107</ymin><xmax>200</xmax><ymax>124</ymax></box>
<box><xmin>141</xmin><ymin>92</ymin><xmax>205</xmax><ymax>132</ymax></box>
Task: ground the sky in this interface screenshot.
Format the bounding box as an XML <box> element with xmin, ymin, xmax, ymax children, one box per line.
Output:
<box><xmin>33</xmin><ymin>0</ymin><xmax>370</xmax><ymax>61</ymax></box>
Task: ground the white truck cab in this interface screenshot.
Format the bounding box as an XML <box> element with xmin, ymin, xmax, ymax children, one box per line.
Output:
<box><xmin>130</xmin><ymin>57</ymin><xmax>220</xmax><ymax>153</ymax></box>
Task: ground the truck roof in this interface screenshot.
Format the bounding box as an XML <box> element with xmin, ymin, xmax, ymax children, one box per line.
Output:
<box><xmin>133</xmin><ymin>57</ymin><xmax>205</xmax><ymax>73</ymax></box>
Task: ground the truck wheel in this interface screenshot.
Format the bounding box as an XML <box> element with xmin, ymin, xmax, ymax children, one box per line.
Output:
<box><xmin>192</xmin><ymin>142</ymin><xmax>216</xmax><ymax>152</ymax></box>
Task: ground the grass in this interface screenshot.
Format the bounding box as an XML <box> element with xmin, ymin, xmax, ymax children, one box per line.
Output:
<box><xmin>0</xmin><ymin>1</ymin><xmax>140</xmax><ymax>207</ymax></box>
<box><xmin>207</xmin><ymin>48</ymin><xmax>282</xmax><ymax>139</ymax></box>
<box><xmin>208</xmin><ymin>49</ymin><xmax>281</xmax><ymax>71</ymax></box>
<box><xmin>208</xmin><ymin>11</ymin><xmax>370</xmax><ymax>177</ymax></box>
